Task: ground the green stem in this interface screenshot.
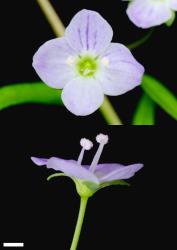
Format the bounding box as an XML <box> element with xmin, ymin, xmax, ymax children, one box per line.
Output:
<box><xmin>99</xmin><ymin>97</ymin><xmax>122</xmax><ymax>125</ymax></box>
<box><xmin>36</xmin><ymin>0</ymin><xmax>65</xmax><ymax>36</ymax></box>
<box><xmin>35</xmin><ymin>0</ymin><xmax>123</xmax><ymax>125</ymax></box>
<box><xmin>127</xmin><ymin>28</ymin><xmax>154</xmax><ymax>50</ymax></box>
<box><xmin>70</xmin><ymin>197</ymin><xmax>88</xmax><ymax>250</ymax></box>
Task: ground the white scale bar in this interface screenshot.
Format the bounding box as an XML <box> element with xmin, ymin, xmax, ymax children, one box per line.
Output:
<box><xmin>3</xmin><ymin>243</ymin><xmax>24</xmax><ymax>247</ymax></box>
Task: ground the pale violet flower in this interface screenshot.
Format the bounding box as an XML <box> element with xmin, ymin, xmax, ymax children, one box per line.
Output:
<box><xmin>33</xmin><ymin>9</ymin><xmax>144</xmax><ymax>116</ymax></box>
<box><xmin>127</xmin><ymin>0</ymin><xmax>177</xmax><ymax>28</ymax></box>
<box><xmin>31</xmin><ymin>134</ymin><xmax>143</xmax><ymax>197</ymax></box>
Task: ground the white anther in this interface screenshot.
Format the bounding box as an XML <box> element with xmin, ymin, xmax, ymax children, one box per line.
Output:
<box><xmin>66</xmin><ymin>56</ymin><xmax>75</xmax><ymax>65</ymax></box>
<box><xmin>101</xmin><ymin>57</ymin><xmax>109</xmax><ymax>66</ymax></box>
<box><xmin>96</xmin><ymin>134</ymin><xmax>109</xmax><ymax>144</ymax></box>
<box><xmin>78</xmin><ymin>138</ymin><xmax>93</xmax><ymax>165</ymax></box>
<box><xmin>80</xmin><ymin>138</ymin><xmax>93</xmax><ymax>150</ymax></box>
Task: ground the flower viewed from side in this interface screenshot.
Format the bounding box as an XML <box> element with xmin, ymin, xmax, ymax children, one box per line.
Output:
<box><xmin>126</xmin><ymin>0</ymin><xmax>177</xmax><ymax>28</ymax></box>
<box><xmin>33</xmin><ymin>9</ymin><xmax>144</xmax><ymax>116</ymax></box>
<box><xmin>31</xmin><ymin>134</ymin><xmax>143</xmax><ymax>197</ymax></box>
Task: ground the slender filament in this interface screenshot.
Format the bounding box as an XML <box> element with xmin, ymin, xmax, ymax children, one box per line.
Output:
<box><xmin>89</xmin><ymin>143</ymin><xmax>104</xmax><ymax>172</ymax></box>
<box><xmin>77</xmin><ymin>148</ymin><xmax>85</xmax><ymax>166</ymax></box>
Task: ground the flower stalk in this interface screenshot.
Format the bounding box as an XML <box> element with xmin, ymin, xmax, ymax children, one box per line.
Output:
<box><xmin>36</xmin><ymin>0</ymin><xmax>65</xmax><ymax>36</ymax></box>
<box><xmin>127</xmin><ymin>28</ymin><xmax>154</xmax><ymax>50</ymax></box>
<box><xmin>100</xmin><ymin>97</ymin><xmax>123</xmax><ymax>125</ymax></box>
<box><xmin>35</xmin><ymin>0</ymin><xmax>123</xmax><ymax>125</ymax></box>
<box><xmin>70</xmin><ymin>197</ymin><xmax>88</xmax><ymax>250</ymax></box>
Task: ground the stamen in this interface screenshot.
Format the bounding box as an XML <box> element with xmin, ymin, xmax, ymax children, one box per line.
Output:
<box><xmin>80</xmin><ymin>138</ymin><xmax>93</xmax><ymax>150</ymax></box>
<box><xmin>77</xmin><ymin>138</ymin><xmax>93</xmax><ymax>165</ymax></box>
<box><xmin>96</xmin><ymin>134</ymin><xmax>109</xmax><ymax>144</ymax></box>
<box><xmin>77</xmin><ymin>148</ymin><xmax>85</xmax><ymax>166</ymax></box>
<box><xmin>101</xmin><ymin>57</ymin><xmax>109</xmax><ymax>66</ymax></box>
<box><xmin>89</xmin><ymin>134</ymin><xmax>109</xmax><ymax>172</ymax></box>
<box><xmin>66</xmin><ymin>56</ymin><xmax>75</xmax><ymax>65</ymax></box>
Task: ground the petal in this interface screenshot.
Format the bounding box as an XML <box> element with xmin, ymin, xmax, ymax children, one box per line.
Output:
<box><xmin>127</xmin><ymin>0</ymin><xmax>172</xmax><ymax>28</ymax></box>
<box><xmin>61</xmin><ymin>77</ymin><xmax>104</xmax><ymax>116</ymax></box>
<box><xmin>95</xmin><ymin>163</ymin><xmax>124</xmax><ymax>177</ymax></box>
<box><xmin>33</xmin><ymin>37</ymin><xmax>76</xmax><ymax>88</ymax></box>
<box><xmin>31</xmin><ymin>157</ymin><xmax>49</xmax><ymax>166</ymax></box>
<box><xmin>65</xmin><ymin>9</ymin><xmax>113</xmax><ymax>53</ymax></box>
<box><xmin>98</xmin><ymin>43</ymin><xmax>144</xmax><ymax>96</ymax></box>
<box><xmin>169</xmin><ymin>0</ymin><xmax>177</xmax><ymax>10</ymax></box>
<box><xmin>96</xmin><ymin>163</ymin><xmax>144</xmax><ymax>183</ymax></box>
<box><xmin>47</xmin><ymin>157</ymin><xmax>99</xmax><ymax>184</ymax></box>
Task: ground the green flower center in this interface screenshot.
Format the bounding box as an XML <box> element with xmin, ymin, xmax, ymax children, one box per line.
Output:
<box><xmin>77</xmin><ymin>56</ymin><xmax>98</xmax><ymax>77</ymax></box>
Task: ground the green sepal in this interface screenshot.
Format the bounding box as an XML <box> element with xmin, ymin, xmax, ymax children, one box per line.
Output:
<box><xmin>74</xmin><ymin>179</ymin><xmax>130</xmax><ymax>198</ymax></box>
<box><xmin>74</xmin><ymin>179</ymin><xmax>100</xmax><ymax>198</ymax></box>
<box><xmin>47</xmin><ymin>174</ymin><xmax>99</xmax><ymax>198</ymax></box>
<box><xmin>47</xmin><ymin>173</ymin><xmax>66</xmax><ymax>181</ymax></box>
<box><xmin>166</xmin><ymin>11</ymin><xmax>176</xmax><ymax>27</ymax></box>
<box><xmin>47</xmin><ymin>173</ymin><xmax>130</xmax><ymax>198</ymax></box>
<box><xmin>100</xmin><ymin>180</ymin><xmax>130</xmax><ymax>189</ymax></box>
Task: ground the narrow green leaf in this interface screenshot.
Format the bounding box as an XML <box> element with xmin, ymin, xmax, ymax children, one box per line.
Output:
<box><xmin>142</xmin><ymin>74</ymin><xmax>177</xmax><ymax>121</ymax></box>
<box><xmin>132</xmin><ymin>93</ymin><xmax>155</xmax><ymax>125</ymax></box>
<box><xmin>0</xmin><ymin>82</ymin><xmax>62</xmax><ymax>110</ymax></box>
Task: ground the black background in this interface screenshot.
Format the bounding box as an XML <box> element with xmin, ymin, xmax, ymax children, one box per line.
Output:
<box><xmin>0</xmin><ymin>0</ymin><xmax>177</xmax><ymax>124</ymax></box>
<box><xmin>0</xmin><ymin>1</ymin><xmax>176</xmax><ymax>249</ymax></box>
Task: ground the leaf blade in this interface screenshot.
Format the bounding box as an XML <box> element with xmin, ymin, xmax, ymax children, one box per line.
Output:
<box><xmin>0</xmin><ymin>82</ymin><xmax>62</xmax><ymax>110</ymax></box>
<box><xmin>132</xmin><ymin>93</ymin><xmax>155</xmax><ymax>125</ymax></box>
<box><xmin>142</xmin><ymin>74</ymin><xmax>177</xmax><ymax>121</ymax></box>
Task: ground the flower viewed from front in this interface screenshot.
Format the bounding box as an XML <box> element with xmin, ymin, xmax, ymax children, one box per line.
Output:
<box><xmin>126</xmin><ymin>0</ymin><xmax>177</xmax><ymax>28</ymax></box>
<box><xmin>31</xmin><ymin>134</ymin><xmax>143</xmax><ymax>197</ymax></box>
<box><xmin>33</xmin><ymin>9</ymin><xmax>144</xmax><ymax>116</ymax></box>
